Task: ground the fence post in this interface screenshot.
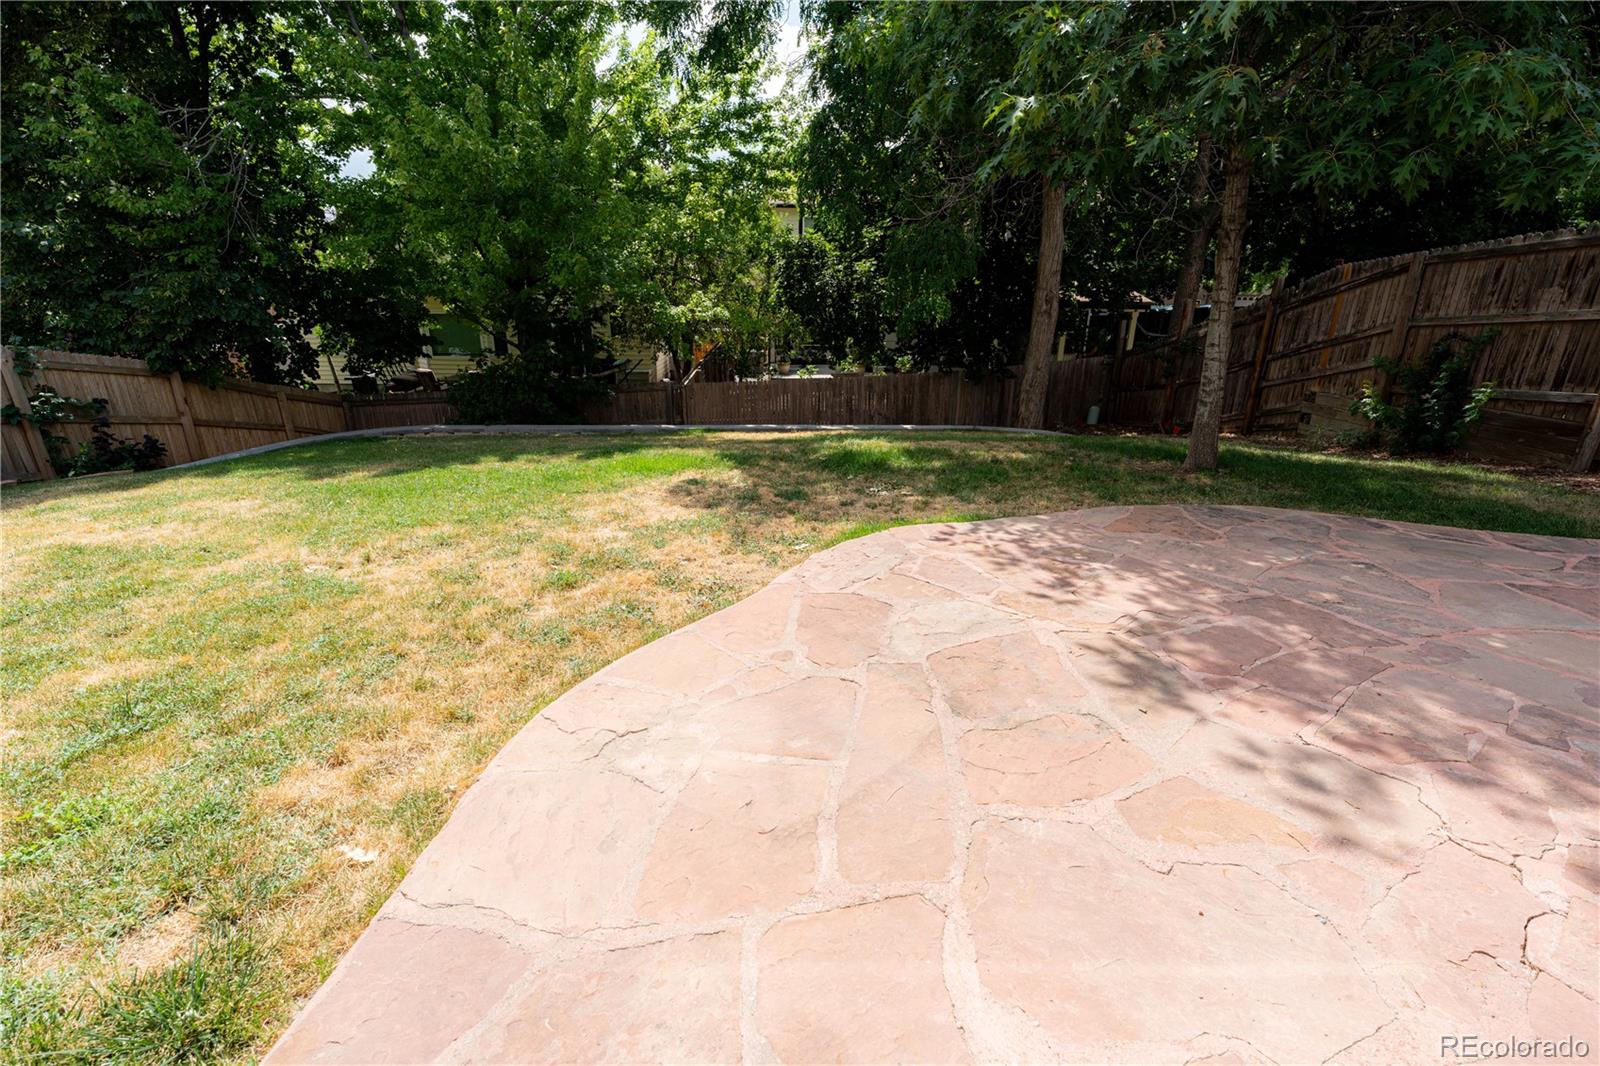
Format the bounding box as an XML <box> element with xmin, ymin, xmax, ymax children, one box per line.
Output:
<box><xmin>1</xmin><ymin>346</ymin><xmax>58</xmax><ymax>480</ymax></box>
<box><xmin>274</xmin><ymin>389</ymin><xmax>296</xmax><ymax>441</ymax></box>
<box><xmin>167</xmin><ymin>372</ymin><xmax>201</xmax><ymax>463</ymax></box>
<box><xmin>1574</xmin><ymin>394</ymin><xmax>1600</xmax><ymax>472</ymax></box>
<box><xmin>1378</xmin><ymin>251</ymin><xmax>1428</xmax><ymax>403</ymax></box>
<box><xmin>1240</xmin><ymin>276</ymin><xmax>1285</xmax><ymax>435</ymax></box>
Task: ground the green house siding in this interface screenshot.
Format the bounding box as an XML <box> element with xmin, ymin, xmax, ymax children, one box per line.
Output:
<box><xmin>425</xmin><ymin>315</ymin><xmax>487</xmax><ymax>380</ymax></box>
<box><xmin>429</xmin><ymin>316</ymin><xmax>485</xmax><ymax>357</ymax></box>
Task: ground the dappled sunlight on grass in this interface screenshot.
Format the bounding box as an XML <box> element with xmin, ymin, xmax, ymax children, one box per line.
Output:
<box><xmin>2</xmin><ymin>430</ymin><xmax>1595</xmax><ymax>1059</ymax></box>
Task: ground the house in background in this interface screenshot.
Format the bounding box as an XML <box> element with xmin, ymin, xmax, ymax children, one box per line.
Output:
<box><xmin>771</xmin><ymin>200</ymin><xmax>808</xmax><ymax>238</ymax></box>
<box><xmin>307</xmin><ymin>297</ymin><xmax>483</xmax><ymax>391</ymax></box>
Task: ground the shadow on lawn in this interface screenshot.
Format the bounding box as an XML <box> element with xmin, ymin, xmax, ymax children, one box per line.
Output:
<box><xmin>5</xmin><ymin>430</ymin><xmax>1597</xmax><ymax>539</ymax></box>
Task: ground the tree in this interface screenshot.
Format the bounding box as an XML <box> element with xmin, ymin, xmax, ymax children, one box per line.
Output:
<box><xmin>773</xmin><ymin>232</ymin><xmax>890</xmax><ymax>368</ymax></box>
<box><xmin>803</xmin><ymin>3</ymin><xmax>1202</xmax><ymax>400</ymax></box>
<box><xmin>324</xmin><ymin>5</ymin><xmax>633</xmax><ymax>374</ymax></box>
<box><xmin>1</xmin><ymin>2</ymin><xmax>337</xmax><ymax>384</ymax></box>
<box><xmin>893</xmin><ymin>177</ymin><xmax>1043</xmax><ymax>376</ymax></box>
<box><xmin>1168</xmin><ymin>137</ymin><xmax>1216</xmax><ymax>341</ymax></box>
<box><xmin>1244</xmin><ymin>159</ymin><xmax>1582</xmax><ymax>281</ymax></box>
<box><xmin>990</xmin><ymin>0</ymin><xmax>1598</xmax><ymax>470</ymax></box>
<box><xmin>1162</xmin><ymin>2</ymin><xmax>1598</xmax><ymax>471</ymax></box>
<box><xmin>319</xmin><ymin>3</ymin><xmax>786</xmax><ymax>415</ymax></box>
<box><xmin>975</xmin><ymin>3</ymin><xmax>1173</xmax><ymax>426</ymax></box>
<box><xmin>618</xmin><ymin>54</ymin><xmax>791</xmax><ymax>382</ymax></box>
<box><xmin>835</xmin><ymin>2</ymin><xmax>1075</xmax><ymax>423</ymax></box>
<box><xmin>801</xmin><ymin>3</ymin><xmax>1035</xmax><ymax>378</ymax></box>
<box><xmin>1186</xmin><ymin>140</ymin><xmax>1249</xmax><ymax>471</ymax></box>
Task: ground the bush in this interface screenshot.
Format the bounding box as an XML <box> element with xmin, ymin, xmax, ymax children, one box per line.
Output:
<box><xmin>445</xmin><ymin>301</ymin><xmax>614</xmax><ymax>423</ymax></box>
<box><xmin>446</xmin><ymin>358</ymin><xmax>610</xmax><ymax>424</ymax></box>
<box><xmin>66</xmin><ymin>420</ymin><xmax>169</xmax><ymax>477</ymax></box>
<box><xmin>1351</xmin><ymin>331</ymin><xmax>1496</xmax><ymax>455</ymax></box>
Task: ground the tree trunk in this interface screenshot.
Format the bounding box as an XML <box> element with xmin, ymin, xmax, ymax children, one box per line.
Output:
<box><xmin>1017</xmin><ymin>176</ymin><xmax>1066</xmax><ymax>429</ymax></box>
<box><xmin>1169</xmin><ymin>136</ymin><xmax>1215</xmax><ymax>341</ymax></box>
<box><xmin>1182</xmin><ymin>142</ymin><xmax>1250</xmax><ymax>473</ymax></box>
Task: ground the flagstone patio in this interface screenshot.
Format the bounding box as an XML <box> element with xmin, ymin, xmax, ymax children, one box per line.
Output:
<box><xmin>268</xmin><ymin>506</ymin><xmax>1599</xmax><ymax>1065</ymax></box>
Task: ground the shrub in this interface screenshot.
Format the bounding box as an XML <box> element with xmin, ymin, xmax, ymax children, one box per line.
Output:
<box><xmin>446</xmin><ymin>359</ymin><xmax>609</xmax><ymax>424</ymax></box>
<box><xmin>445</xmin><ymin>310</ymin><xmax>612</xmax><ymax>424</ymax></box>
<box><xmin>1351</xmin><ymin>331</ymin><xmax>1496</xmax><ymax>455</ymax></box>
<box><xmin>66</xmin><ymin>420</ymin><xmax>169</xmax><ymax>477</ymax></box>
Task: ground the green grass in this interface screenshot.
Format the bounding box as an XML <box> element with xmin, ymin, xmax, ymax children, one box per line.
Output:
<box><xmin>2</xmin><ymin>430</ymin><xmax>1595</xmax><ymax>1063</ymax></box>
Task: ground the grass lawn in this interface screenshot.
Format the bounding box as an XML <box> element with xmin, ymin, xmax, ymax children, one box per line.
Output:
<box><xmin>3</xmin><ymin>430</ymin><xmax>1596</xmax><ymax>1062</ymax></box>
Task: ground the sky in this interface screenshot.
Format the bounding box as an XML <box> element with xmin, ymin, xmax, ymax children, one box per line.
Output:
<box><xmin>336</xmin><ymin>2</ymin><xmax>805</xmax><ymax>182</ymax></box>
<box><xmin>767</xmin><ymin>0</ymin><xmax>806</xmax><ymax>98</ymax></box>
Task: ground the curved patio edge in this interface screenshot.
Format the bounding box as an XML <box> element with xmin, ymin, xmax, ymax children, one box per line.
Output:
<box><xmin>266</xmin><ymin>505</ymin><xmax>1599</xmax><ymax>1065</ymax></box>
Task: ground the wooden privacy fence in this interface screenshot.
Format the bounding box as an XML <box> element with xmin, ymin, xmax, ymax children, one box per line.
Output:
<box><xmin>584</xmin><ymin>356</ymin><xmax>1110</xmax><ymax>428</ymax></box>
<box><xmin>0</xmin><ymin>347</ymin><xmax>455</xmax><ymax>482</ymax></box>
<box><xmin>346</xmin><ymin>393</ymin><xmax>456</xmax><ymax>430</ymax></box>
<box><xmin>1108</xmin><ymin>228</ymin><xmax>1600</xmax><ymax>470</ymax></box>
<box><xmin>2</xmin><ymin>349</ymin><xmax>347</xmax><ymax>482</ymax></box>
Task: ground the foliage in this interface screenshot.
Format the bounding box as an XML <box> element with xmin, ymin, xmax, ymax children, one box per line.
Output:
<box><xmin>0</xmin><ymin>2</ymin><xmax>335</xmax><ymax>384</ymax></box>
<box><xmin>1352</xmin><ymin>332</ymin><xmax>1498</xmax><ymax>455</ymax></box>
<box><xmin>893</xmin><ymin>178</ymin><xmax>1048</xmax><ymax>375</ymax></box>
<box><xmin>798</xmin><ymin>3</ymin><xmax>1032</xmax><ymax>368</ymax></box>
<box><xmin>1</xmin><ymin>384</ymin><xmax>100</xmax><ymax>430</ymax></box>
<box><xmin>3</xmin><ymin>2</ymin><xmax>788</xmax><ymax>394</ymax></box>
<box><xmin>318</xmin><ymin>4</ymin><xmax>785</xmax><ymax>403</ymax></box>
<box><xmin>1244</xmin><ymin>163</ymin><xmax>1577</xmax><ymax>281</ymax></box>
<box><xmin>616</xmin><ymin>53</ymin><xmax>792</xmax><ymax>380</ymax></box>
<box><xmin>66</xmin><ymin>421</ymin><xmax>170</xmax><ymax>478</ymax></box>
<box><xmin>445</xmin><ymin>305</ymin><xmax>612</xmax><ymax>424</ymax></box>
<box><xmin>798</xmin><ymin>4</ymin><xmax>1215</xmax><ymax>376</ymax></box>
<box><xmin>1</xmin><ymin>347</ymin><xmax>113</xmax><ymax>473</ymax></box>
<box><xmin>1000</xmin><ymin>2</ymin><xmax>1600</xmax><ymax>208</ymax></box>
<box><xmin>977</xmin><ymin>0</ymin><xmax>1598</xmax><ymax>466</ymax></box>
<box><xmin>802</xmin><ymin>1</ymin><xmax>1597</xmax><ymax>393</ymax></box>
<box><xmin>773</xmin><ymin>233</ymin><xmax>890</xmax><ymax>368</ymax></box>
<box><xmin>314</xmin><ymin>176</ymin><xmax>432</xmax><ymax>381</ymax></box>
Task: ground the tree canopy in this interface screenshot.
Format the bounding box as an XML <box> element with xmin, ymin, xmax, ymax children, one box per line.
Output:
<box><xmin>2</xmin><ymin>0</ymin><xmax>1593</xmax><ymax>433</ymax></box>
<box><xmin>3</xmin><ymin>0</ymin><xmax>789</xmax><ymax>403</ymax></box>
<box><xmin>792</xmin><ymin>0</ymin><xmax>1597</xmax><ymax>454</ymax></box>
<box><xmin>2</xmin><ymin>2</ymin><xmax>334</xmax><ymax>383</ymax></box>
